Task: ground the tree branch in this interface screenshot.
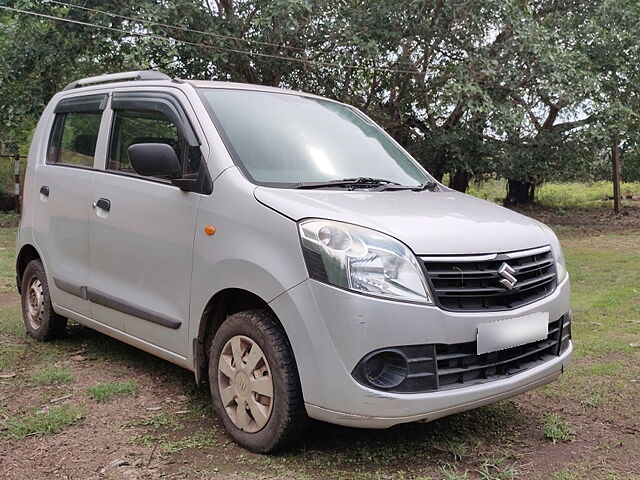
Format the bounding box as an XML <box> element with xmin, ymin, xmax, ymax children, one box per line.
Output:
<box><xmin>551</xmin><ymin>115</ymin><xmax>596</xmax><ymax>133</ymax></box>
<box><xmin>511</xmin><ymin>93</ymin><xmax>542</xmax><ymax>131</ymax></box>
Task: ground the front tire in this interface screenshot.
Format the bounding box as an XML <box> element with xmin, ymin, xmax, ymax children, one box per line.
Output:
<box><xmin>209</xmin><ymin>310</ymin><xmax>307</xmax><ymax>453</ymax></box>
<box><xmin>20</xmin><ymin>259</ymin><xmax>67</xmax><ymax>341</ymax></box>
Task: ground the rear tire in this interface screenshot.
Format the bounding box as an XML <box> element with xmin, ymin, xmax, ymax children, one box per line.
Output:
<box><xmin>20</xmin><ymin>259</ymin><xmax>67</xmax><ymax>341</ymax></box>
<box><xmin>209</xmin><ymin>310</ymin><xmax>307</xmax><ymax>453</ymax></box>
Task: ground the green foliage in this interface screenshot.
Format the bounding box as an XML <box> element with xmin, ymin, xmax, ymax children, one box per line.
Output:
<box><xmin>1</xmin><ymin>0</ymin><xmax>639</xmax><ymax>200</ymax></box>
<box><xmin>621</xmin><ymin>147</ymin><xmax>640</xmax><ymax>181</ymax></box>
<box><xmin>87</xmin><ymin>380</ymin><xmax>138</xmax><ymax>403</ymax></box>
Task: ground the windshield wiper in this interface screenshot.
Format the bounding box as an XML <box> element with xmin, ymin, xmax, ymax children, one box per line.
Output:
<box><xmin>375</xmin><ymin>180</ymin><xmax>440</xmax><ymax>192</ymax></box>
<box><xmin>411</xmin><ymin>180</ymin><xmax>440</xmax><ymax>191</ymax></box>
<box><xmin>294</xmin><ymin>177</ymin><xmax>402</xmax><ymax>190</ymax></box>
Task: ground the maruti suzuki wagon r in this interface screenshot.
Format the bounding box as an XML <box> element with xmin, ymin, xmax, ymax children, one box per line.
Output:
<box><xmin>17</xmin><ymin>71</ymin><xmax>572</xmax><ymax>452</ymax></box>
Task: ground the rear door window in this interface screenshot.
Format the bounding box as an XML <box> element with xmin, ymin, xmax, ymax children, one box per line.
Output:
<box><xmin>47</xmin><ymin>112</ymin><xmax>102</xmax><ymax>167</ymax></box>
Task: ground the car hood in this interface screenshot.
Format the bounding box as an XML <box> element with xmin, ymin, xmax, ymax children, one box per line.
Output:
<box><xmin>254</xmin><ymin>187</ymin><xmax>550</xmax><ymax>255</ymax></box>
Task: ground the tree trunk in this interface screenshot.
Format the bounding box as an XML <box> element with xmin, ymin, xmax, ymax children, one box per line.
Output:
<box><xmin>449</xmin><ymin>169</ymin><xmax>472</xmax><ymax>192</ymax></box>
<box><xmin>612</xmin><ymin>131</ymin><xmax>622</xmax><ymax>214</ymax></box>
<box><xmin>505</xmin><ymin>179</ymin><xmax>535</xmax><ymax>206</ymax></box>
<box><xmin>430</xmin><ymin>171</ymin><xmax>443</xmax><ymax>182</ymax></box>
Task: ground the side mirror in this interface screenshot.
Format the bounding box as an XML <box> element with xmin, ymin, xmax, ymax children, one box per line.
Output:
<box><xmin>127</xmin><ymin>143</ymin><xmax>182</xmax><ymax>179</ymax></box>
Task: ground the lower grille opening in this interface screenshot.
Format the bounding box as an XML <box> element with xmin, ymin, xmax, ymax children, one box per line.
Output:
<box><xmin>351</xmin><ymin>313</ymin><xmax>571</xmax><ymax>393</ymax></box>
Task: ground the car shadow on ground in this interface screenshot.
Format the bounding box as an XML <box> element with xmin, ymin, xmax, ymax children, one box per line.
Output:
<box><xmin>62</xmin><ymin>320</ymin><xmax>532</xmax><ymax>458</ymax></box>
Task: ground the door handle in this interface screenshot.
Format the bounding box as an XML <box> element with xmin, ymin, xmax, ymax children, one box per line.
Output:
<box><xmin>93</xmin><ymin>198</ymin><xmax>111</xmax><ymax>212</ymax></box>
<box><xmin>40</xmin><ymin>185</ymin><xmax>50</xmax><ymax>197</ymax></box>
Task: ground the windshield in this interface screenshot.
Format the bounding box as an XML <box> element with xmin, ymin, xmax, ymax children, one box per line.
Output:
<box><xmin>199</xmin><ymin>89</ymin><xmax>431</xmax><ymax>187</ymax></box>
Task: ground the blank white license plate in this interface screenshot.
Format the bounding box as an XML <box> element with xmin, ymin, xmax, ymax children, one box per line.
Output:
<box><xmin>476</xmin><ymin>312</ymin><xmax>549</xmax><ymax>355</ymax></box>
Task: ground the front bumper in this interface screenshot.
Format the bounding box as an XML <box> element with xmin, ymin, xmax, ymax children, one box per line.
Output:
<box><xmin>307</xmin><ymin>342</ymin><xmax>571</xmax><ymax>428</ymax></box>
<box><xmin>269</xmin><ymin>275</ymin><xmax>572</xmax><ymax>428</ymax></box>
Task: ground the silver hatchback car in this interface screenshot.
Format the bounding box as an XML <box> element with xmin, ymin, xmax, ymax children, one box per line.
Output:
<box><xmin>17</xmin><ymin>71</ymin><xmax>572</xmax><ymax>452</ymax></box>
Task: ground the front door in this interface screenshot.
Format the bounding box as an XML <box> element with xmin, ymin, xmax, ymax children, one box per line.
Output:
<box><xmin>88</xmin><ymin>92</ymin><xmax>203</xmax><ymax>356</ymax></box>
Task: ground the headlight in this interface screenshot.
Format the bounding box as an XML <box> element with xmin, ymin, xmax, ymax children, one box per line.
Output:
<box><xmin>298</xmin><ymin>219</ymin><xmax>433</xmax><ymax>304</ymax></box>
<box><xmin>550</xmin><ymin>234</ymin><xmax>567</xmax><ymax>282</ymax></box>
<box><xmin>535</xmin><ymin>221</ymin><xmax>567</xmax><ymax>282</ymax></box>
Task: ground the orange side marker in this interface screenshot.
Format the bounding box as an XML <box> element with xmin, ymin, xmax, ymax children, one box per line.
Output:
<box><xmin>204</xmin><ymin>225</ymin><xmax>216</xmax><ymax>236</ymax></box>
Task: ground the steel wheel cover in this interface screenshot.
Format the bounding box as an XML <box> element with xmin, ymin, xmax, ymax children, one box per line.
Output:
<box><xmin>217</xmin><ymin>335</ymin><xmax>274</xmax><ymax>433</ymax></box>
<box><xmin>26</xmin><ymin>276</ymin><xmax>45</xmax><ymax>330</ymax></box>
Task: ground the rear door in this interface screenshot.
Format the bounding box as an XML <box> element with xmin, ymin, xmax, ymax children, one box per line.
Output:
<box><xmin>32</xmin><ymin>94</ymin><xmax>109</xmax><ymax>320</ymax></box>
<box><xmin>88</xmin><ymin>89</ymin><xmax>205</xmax><ymax>357</ymax></box>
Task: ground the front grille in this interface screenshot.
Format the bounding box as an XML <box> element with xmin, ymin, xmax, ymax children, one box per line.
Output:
<box><xmin>436</xmin><ymin>314</ymin><xmax>571</xmax><ymax>390</ymax></box>
<box><xmin>422</xmin><ymin>247</ymin><xmax>557</xmax><ymax>312</ymax></box>
<box><xmin>351</xmin><ymin>313</ymin><xmax>572</xmax><ymax>393</ymax></box>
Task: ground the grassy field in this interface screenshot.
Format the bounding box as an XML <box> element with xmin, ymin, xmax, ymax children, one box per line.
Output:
<box><xmin>0</xmin><ymin>214</ymin><xmax>639</xmax><ymax>479</ymax></box>
<box><xmin>467</xmin><ymin>180</ymin><xmax>640</xmax><ymax>209</ymax></box>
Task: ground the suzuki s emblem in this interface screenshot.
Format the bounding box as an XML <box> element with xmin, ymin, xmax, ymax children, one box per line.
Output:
<box><xmin>498</xmin><ymin>262</ymin><xmax>518</xmax><ymax>290</ymax></box>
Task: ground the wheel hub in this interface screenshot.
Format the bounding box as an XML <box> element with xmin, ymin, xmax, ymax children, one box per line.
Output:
<box><xmin>234</xmin><ymin>371</ymin><xmax>250</xmax><ymax>398</ymax></box>
<box><xmin>218</xmin><ymin>335</ymin><xmax>274</xmax><ymax>433</ymax></box>
<box><xmin>25</xmin><ymin>276</ymin><xmax>45</xmax><ymax>330</ymax></box>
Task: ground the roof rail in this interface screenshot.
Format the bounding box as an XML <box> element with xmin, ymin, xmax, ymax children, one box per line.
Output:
<box><xmin>62</xmin><ymin>70</ymin><xmax>171</xmax><ymax>91</ymax></box>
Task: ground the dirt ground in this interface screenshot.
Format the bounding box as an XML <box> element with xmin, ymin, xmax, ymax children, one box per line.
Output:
<box><xmin>514</xmin><ymin>205</ymin><xmax>640</xmax><ymax>234</ymax></box>
<box><xmin>2</xmin><ymin>315</ymin><xmax>637</xmax><ymax>480</ymax></box>
<box><xmin>1</xmin><ymin>210</ymin><xmax>639</xmax><ymax>480</ymax></box>
<box><xmin>1</xmin><ymin>309</ymin><xmax>638</xmax><ymax>480</ymax></box>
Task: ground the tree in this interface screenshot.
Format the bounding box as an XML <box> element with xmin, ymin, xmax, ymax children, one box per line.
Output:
<box><xmin>1</xmin><ymin>0</ymin><xmax>638</xmax><ymax>208</ymax></box>
<box><xmin>582</xmin><ymin>0</ymin><xmax>640</xmax><ymax>211</ymax></box>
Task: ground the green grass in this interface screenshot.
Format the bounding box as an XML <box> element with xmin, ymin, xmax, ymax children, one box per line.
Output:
<box><xmin>552</xmin><ymin>470</ymin><xmax>580</xmax><ymax>480</ymax></box>
<box><xmin>542</xmin><ymin>413</ymin><xmax>575</xmax><ymax>444</ymax></box>
<box><xmin>563</xmin><ymin>234</ymin><xmax>640</xmax><ymax>362</ymax></box>
<box><xmin>126</xmin><ymin>412</ymin><xmax>184</xmax><ymax>431</ymax></box>
<box><xmin>162</xmin><ymin>430</ymin><xmax>218</xmax><ymax>453</ymax></box>
<box><xmin>132</xmin><ymin>430</ymin><xmax>217</xmax><ymax>454</ymax></box>
<box><xmin>477</xmin><ymin>461</ymin><xmax>518</xmax><ymax>480</ymax></box>
<box><xmin>582</xmin><ymin>360</ymin><xmax>622</xmax><ymax>376</ymax></box>
<box><xmin>440</xmin><ymin>465</ymin><xmax>470</xmax><ymax>480</ymax></box>
<box><xmin>467</xmin><ymin>179</ymin><xmax>640</xmax><ymax>208</ymax></box>
<box><xmin>581</xmin><ymin>393</ymin><xmax>605</xmax><ymax>409</ymax></box>
<box><xmin>0</xmin><ymin>304</ymin><xmax>23</xmax><ymax>337</ymax></box>
<box><xmin>440</xmin><ymin>438</ymin><xmax>470</xmax><ymax>461</ymax></box>
<box><xmin>536</xmin><ymin>181</ymin><xmax>640</xmax><ymax>208</ymax></box>
<box><xmin>30</xmin><ymin>365</ymin><xmax>74</xmax><ymax>385</ymax></box>
<box><xmin>0</xmin><ymin>305</ymin><xmax>63</xmax><ymax>371</ymax></box>
<box><xmin>1</xmin><ymin>405</ymin><xmax>84</xmax><ymax>439</ymax></box>
<box><xmin>87</xmin><ymin>380</ymin><xmax>138</xmax><ymax>403</ymax></box>
<box><xmin>0</xmin><ymin>226</ymin><xmax>18</xmax><ymax>292</ymax></box>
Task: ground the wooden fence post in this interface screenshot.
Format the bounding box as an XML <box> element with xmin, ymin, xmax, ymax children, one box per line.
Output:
<box><xmin>13</xmin><ymin>153</ymin><xmax>20</xmax><ymax>214</ymax></box>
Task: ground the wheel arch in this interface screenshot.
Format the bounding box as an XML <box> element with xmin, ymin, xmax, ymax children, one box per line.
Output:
<box><xmin>193</xmin><ymin>288</ymin><xmax>292</xmax><ymax>385</ymax></box>
<box><xmin>16</xmin><ymin>244</ymin><xmax>42</xmax><ymax>294</ymax></box>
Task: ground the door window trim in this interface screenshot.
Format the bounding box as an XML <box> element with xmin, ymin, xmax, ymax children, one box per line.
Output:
<box><xmin>111</xmin><ymin>91</ymin><xmax>200</xmax><ymax>147</ymax></box>
<box><xmin>54</xmin><ymin>93</ymin><xmax>108</xmax><ymax>114</ymax></box>
<box><xmin>103</xmin><ymin>90</ymin><xmax>212</xmax><ymax>194</ymax></box>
